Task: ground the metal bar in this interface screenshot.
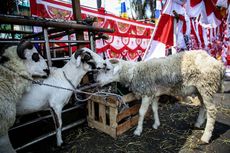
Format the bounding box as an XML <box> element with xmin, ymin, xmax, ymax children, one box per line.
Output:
<box><xmin>89</xmin><ymin>32</ymin><xmax>95</xmax><ymax>51</ymax></box>
<box><xmin>0</xmin><ymin>40</ymin><xmax>89</xmax><ymax>43</ymax></box>
<box><xmin>72</xmin><ymin>0</ymin><xmax>85</xmax><ymax>49</ymax></box>
<box><xmin>0</xmin><ymin>30</ymin><xmax>33</xmax><ymax>34</ymax></box>
<box><xmin>48</xmin><ymin>40</ymin><xmax>89</xmax><ymax>43</ymax></box>
<box><xmin>48</xmin><ymin>29</ymin><xmax>76</xmax><ymax>39</ymax></box>
<box><xmin>0</xmin><ymin>40</ymin><xmax>46</xmax><ymax>43</ymax></box>
<box><xmin>0</xmin><ymin>15</ymin><xmax>114</xmax><ymax>33</ymax></box>
<box><xmin>45</xmin><ymin>57</ymin><xmax>71</xmax><ymax>61</ymax></box>
<box><xmin>43</xmin><ymin>28</ymin><xmax>52</xmax><ymax>67</ymax></box>
<box><xmin>15</xmin><ymin>118</ymin><xmax>86</xmax><ymax>151</ymax></box>
<box><xmin>10</xmin><ymin>103</ymin><xmax>85</xmax><ymax>131</ymax></box>
<box><xmin>67</xmin><ymin>34</ymin><xmax>72</xmax><ymax>57</ymax></box>
<box><xmin>50</xmin><ymin>44</ymin><xmax>78</xmax><ymax>50</ymax></box>
<box><xmin>23</xmin><ymin>28</ymin><xmax>63</xmax><ymax>39</ymax></box>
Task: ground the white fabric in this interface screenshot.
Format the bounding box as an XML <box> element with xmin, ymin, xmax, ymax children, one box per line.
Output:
<box><xmin>144</xmin><ymin>40</ymin><xmax>166</xmax><ymax>61</ymax></box>
<box><xmin>156</xmin><ymin>0</ymin><xmax>162</xmax><ymax>10</ymax></box>
<box><xmin>216</xmin><ymin>0</ymin><xmax>228</xmax><ymax>8</ymax></box>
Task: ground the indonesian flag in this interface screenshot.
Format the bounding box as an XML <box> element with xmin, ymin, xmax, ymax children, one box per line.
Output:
<box><xmin>143</xmin><ymin>0</ymin><xmax>187</xmax><ymax>60</ymax></box>
<box><xmin>187</xmin><ymin>0</ymin><xmax>222</xmax><ymax>28</ymax></box>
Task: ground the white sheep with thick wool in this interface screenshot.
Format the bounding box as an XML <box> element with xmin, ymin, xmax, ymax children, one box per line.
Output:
<box><xmin>96</xmin><ymin>50</ymin><xmax>225</xmax><ymax>143</ymax></box>
<box><xmin>0</xmin><ymin>40</ymin><xmax>49</xmax><ymax>153</ymax></box>
<box><xmin>17</xmin><ymin>47</ymin><xmax>107</xmax><ymax>146</ymax></box>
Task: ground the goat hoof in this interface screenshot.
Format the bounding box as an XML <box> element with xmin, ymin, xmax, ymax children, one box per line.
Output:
<box><xmin>57</xmin><ymin>141</ymin><xmax>63</xmax><ymax>147</ymax></box>
<box><xmin>152</xmin><ymin>123</ymin><xmax>160</xmax><ymax>129</ymax></box>
<box><xmin>194</xmin><ymin>122</ymin><xmax>201</xmax><ymax>128</ymax></box>
<box><xmin>134</xmin><ymin>129</ymin><xmax>142</xmax><ymax>136</ymax></box>
<box><xmin>201</xmin><ymin>135</ymin><xmax>210</xmax><ymax>144</ymax></box>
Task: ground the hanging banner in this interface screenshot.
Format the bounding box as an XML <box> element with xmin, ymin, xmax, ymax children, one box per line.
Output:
<box><xmin>30</xmin><ymin>0</ymin><xmax>155</xmax><ymax>61</ymax></box>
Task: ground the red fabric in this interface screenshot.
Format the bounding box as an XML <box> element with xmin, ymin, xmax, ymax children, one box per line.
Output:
<box><xmin>198</xmin><ymin>24</ymin><xmax>205</xmax><ymax>48</ymax></box>
<box><xmin>190</xmin><ymin>0</ymin><xmax>202</xmax><ymax>7</ymax></box>
<box><xmin>153</xmin><ymin>14</ymin><xmax>174</xmax><ymax>47</ymax></box>
<box><xmin>29</xmin><ymin>0</ymin><xmax>154</xmax><ymax>61</ymax></box>
<box><xmin>204</xmin><ymin>0</ymin><xmax>223</xmax><ymax>20</ymax></box>
<box><xmin>190</xmin><ymin>19</ymin><xmax>199</xmax><ymax>48</ymax></box>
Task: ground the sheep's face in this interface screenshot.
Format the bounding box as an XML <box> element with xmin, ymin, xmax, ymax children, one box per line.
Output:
<box><xmin>22</xmin><ymin>47</ymin><xmax>49</xmax><ymax>77</ymax></box>
<box><xmin>96</xmin><ymin>58</ymin><xmax>121</xmax><ymax>86</ymax></box>
<box><xmin>73</xmin><ymin>47</ymin><xmax>107</xmax><ymax>71</ymax></box>
<box><xmin>1</xmin><ymin>41</ymin><xmax>49</xmax><ymax>78</ymax></box>
<box><xmin>15</xmin><ymin>40</ymin><xmax>49</xmax><ymax>77</ymax></box>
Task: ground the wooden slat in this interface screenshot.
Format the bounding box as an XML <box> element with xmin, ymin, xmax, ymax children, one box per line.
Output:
<box><xmin>99</xmin><ymin>103</ymin><xmax>106</xmax><ymax>124</ymax></box>
<box><xmin>109</xmin><ymin>107</ymin><xmax>118</xmax><ymax>128</ymax></box>
<box><xmin>117</xmin><ymin>104</ymin><xmax>140</xmax><ymax>123</ymax></box>
<box><xmin>91</xmin><ymin>101</ymin><xmax>95</xmax><ymax>120</ymax></box>
<box><xmin>87</xmin><ymin>100</ymin><xmax>92</xmax><ymax>118</ymax></box>
<box><xmin>116</xmin><ymin>115</ymin><xmax>139</xmax><ymax>136</ymax></box>
<box><xmin>90</xmin><ymin>96</ymin><xmax>118</xmax><ymax>108</ymax></box>
<box><xmin>122</xmin><ymin>93</ymin><xmax>139</xmax><ymax>103</ymax></box>
<box><xmin>87</xmin><ymin>117</ymin><xmax>117</xmax><ymax>138</ymax></box>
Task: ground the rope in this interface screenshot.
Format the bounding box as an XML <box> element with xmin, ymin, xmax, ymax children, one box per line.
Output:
<box><xmin>1</xmin><ymin>65</ymin><xmax>128</xmax><ymax>108</ymax></box>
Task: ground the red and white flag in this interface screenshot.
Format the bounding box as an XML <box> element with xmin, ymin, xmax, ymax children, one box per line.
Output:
<box><xmin>143</xmin><ymin>0</ymin><xmax>188</xmax><ymax>60</ymax></box>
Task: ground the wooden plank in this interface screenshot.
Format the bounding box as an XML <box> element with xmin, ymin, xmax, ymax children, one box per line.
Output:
<box><xmin>122</xmin><ymin>93</ymin><xmax>139</xmax><ymax>103</ymax></box>
<box><xmin>71</xmin><ymin>0</ymin><xmax>85</xmax><ymax>49</ymax></box>
<box><xmin>109</xmin><ymin>107</ymin><xmax>118</xmax><ymax>128</ymax></box>
<box><xmin>87</xmin><ymin>117</ymin><xmax>117</xmax><ymax>138</ymax></box>
<box><xmin>116</xmin><ymin>115</ymin><xmax>139</xmax><ymax>136</ymax></box>
<box><xmin>87</xmin><ymin>100</ymin><xmax>92</xmax><ymax>118</ymax></box>
<box><xmin>90</xmin><ymin>96</ymin><xmax>118</xmax><ymax>108</ymax></box>
<box><xmin>117</xmin><ymin>104</ymin><xmax>140</xmax><ymax>123</ymax></box>
<box><xmin>91</xmin><ymin>101</ymin><xmax>95</xmax><ymax>120</ymax></box>
<box><xmin>99</xmin><ymin>103</ymin><xmax>106</xmax><ymax>124</ymax></box>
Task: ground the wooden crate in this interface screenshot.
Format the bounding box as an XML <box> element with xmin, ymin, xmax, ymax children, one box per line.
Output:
<box><xmin>87</xmin><ymin>93</ymin><xmax>143</xmax><ymax>138</ymax></box>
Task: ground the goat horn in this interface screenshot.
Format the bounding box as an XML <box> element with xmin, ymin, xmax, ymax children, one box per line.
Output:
<box><xmin>74</xmin><ymin>48</ymin><xmax>84</xmax><ymax>59</ymax></box>
<box><xmin>17</xmin><ymin>40</ymin><xmax>33</xmax><ymax>59</ymax></box>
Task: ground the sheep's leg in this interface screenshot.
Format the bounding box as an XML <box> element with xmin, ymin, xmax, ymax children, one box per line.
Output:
<box><xmin>195</xmin><ymin>105</ymin><xmax>207</xmax><ymax>128</ymax></box>
<box><xmin>134</xmin><ymin>96</ymin><xmax>151</xmax><ymax>136</ymax></box>
<box><xmin>0</xmin><ymin>133</ymin><xmax>16</xmax><ymax>153</ymax></box>
<box><xmin>50</xmin><ymin>107</ymin><xmax>63</xmax><ymax>146</ymax></box>
<box><xmin>152</xmin><ymin>97</ymin><xmax>160</xmax><ymax>129</ymax></box>
<box><xmin>200</xmin><ymin>96</ymin><xmax>217</xmax><ymax>143</ymax></box>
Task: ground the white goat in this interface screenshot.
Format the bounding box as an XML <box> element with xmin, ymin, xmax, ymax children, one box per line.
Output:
<box><xmin>17</xmin><ymin>48</ymin><xmax>107</xmax><ymax>146</ymax></box>
<box><xmin>96</xmin><ymin>50</ymin><xmax>225</xmax><ymax>143</ymax></box>
<box><xmin>0</xmin><ymin>40</ymin><xmax>49</xmax><ymax>153</ymax></box>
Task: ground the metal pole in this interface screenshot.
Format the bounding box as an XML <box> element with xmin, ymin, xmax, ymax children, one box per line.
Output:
<box><xmin>89</xmin><ymin>32</ymin><xmax>96</xmax><ymax>52</ymax></box>
<box><xmin>68</xmin><ymin>34</ymin><xmax>72</xmax><ymax>57</ymax></box>
<box><xmin>15</xmin><ymin>118</ymin><xmax>86</xmax><ymax>151</ymax></box>
<box><xmin>0</xmin><ymin>15</ymin><xmax>114</xmax><ymax>33</ymax></box>
<box><xmin>43</xmin><ymin>28</ymin><xmax>52</xmax><ymax>67</ymax></box>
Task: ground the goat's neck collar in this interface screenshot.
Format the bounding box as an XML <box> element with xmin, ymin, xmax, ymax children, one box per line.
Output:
<box><xmin>63</xmin><ymin>71</ymin><xmax>76</xmax><ymax>89</ymax></box>
<box><xmin>61</xmin><ymin>63</ymin><xmax>87</xmax><ymax>88</ymax></box>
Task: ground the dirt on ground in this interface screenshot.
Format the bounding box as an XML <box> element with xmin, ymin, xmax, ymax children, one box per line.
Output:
<box><xmin>15</xmin><ymin>96</ymin><xmax>230</xmax><ymax>153</ymax></box>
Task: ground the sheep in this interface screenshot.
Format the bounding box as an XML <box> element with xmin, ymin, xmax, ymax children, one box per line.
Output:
<box><xmin>16</xmin><ymin>47</ymin><xmax>107</xmax><ymax>147</ymax></box>
<box><xmin>96</xmin><ymin>50</ymin><xmax>225</xmax><ymax>143</ymax></box>
<box><xmin>0</xmin><ymin>40</ymin><xmax>49</xmax><ymax>153</ymax></box>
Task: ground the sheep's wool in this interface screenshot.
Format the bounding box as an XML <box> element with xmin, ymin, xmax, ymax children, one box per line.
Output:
<box><xmin>119</xmin><ymin>50</ymin><xmax>225</xmax><ymax>98</ymax></box>
<box><xmin>0</xmin><ymin>46</ymin><xmax>31</xmax><ymax>134</ymax></box>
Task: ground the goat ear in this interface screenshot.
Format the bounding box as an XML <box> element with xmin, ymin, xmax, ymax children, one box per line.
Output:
<box><xmin>113</xmin><ymin>65</ymin><xmax>120</xmax><ymax>75</ymax></box>
<box><xmin>81</xmin><ymin>52</ymin><xmax>91</xmax><ymax>61</ymax></box>
<box><xmin>76</xmin><ymin>56</ymin><xmax>81</xmax><ymax>67</ymax></box>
